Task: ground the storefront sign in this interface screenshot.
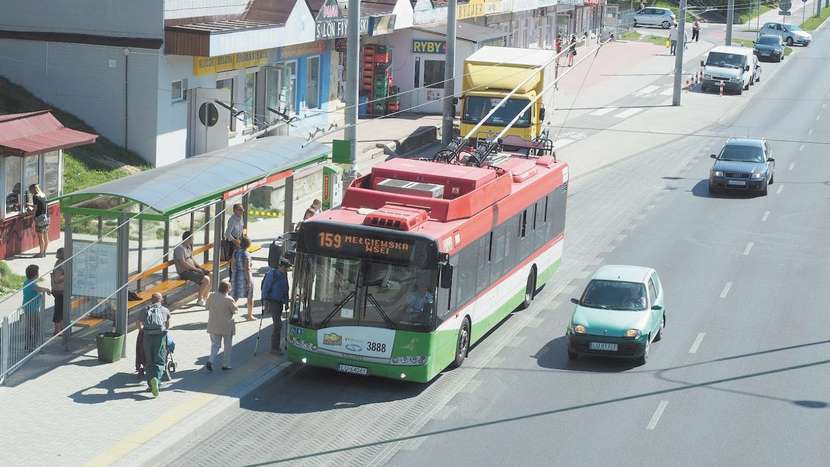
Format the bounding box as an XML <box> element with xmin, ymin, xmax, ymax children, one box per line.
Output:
<box><xmin>369</xmin><ymin>14</ymin><xmax>396</xmax><ymax>36</ymax></box>
<box><xmin>457</xmin><ymin>0</ymin><xmax>503</xmax><ymax>20</ymax></box>
<box><xmin>314</xmin><ymin>0</ymin><xmax>396</xmax><ymax>40</ymax></box>
<box><xmin>193</xmin><ymin>50</ymin><xmax>270</xmax><ymax>76</ymax></box>
<box><xmin>281</xmin><ymin>41</ymin><xmax>326</xmax><ymax>59</ymax></box>
<box><xmin>412</xmin><ymin>39</ymin><xmax>447</xmax><ymax>54</ymax></box>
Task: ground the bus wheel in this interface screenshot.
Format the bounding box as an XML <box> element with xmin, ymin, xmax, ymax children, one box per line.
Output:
<box><xmin>519</xmin><ymin>268</ymin><xmax>537</xmax><ymax>310</ymax></box>
<box><xmin>450</xmin><ymin>318</ymin><xmax>471</xmax><ymax>369</ymax></box>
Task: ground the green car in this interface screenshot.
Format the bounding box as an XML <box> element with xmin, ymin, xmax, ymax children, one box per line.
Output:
<box><xmin>566</xmin><ymin>265</ymin><xmax>666</xmax><ymax>365</ymax></box>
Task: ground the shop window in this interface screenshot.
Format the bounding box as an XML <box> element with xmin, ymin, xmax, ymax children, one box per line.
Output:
<box><xmin>423</xmin><ymin>60</ymin><xmax>445</xmax><ymax>89</ymax></box>
<box><xmin>4</xmin><ymin>156</ymin><xmax>22</xmax><ymax>215</ymax></box>
<box><xmin>24</xmin><ymin>155</ymin><xmax>39</xmax><ymax>194</ymax></box>
<box><xmin>216</xmin><ymin>78</ymin><xmax>235</xmax><ymax>132</ymax></box>
<box><xmin>280</xmin><ymin>62</ymin><xmax>297</xmax><ymax>114</ymax></box>
<box><xmin>306</xmin><ymin>56</ymin><xmax>320</xmax><ymax>109</ymax></box>
<box><xmin>243</xmin><ymin>72</ymin><xmax>257</xmax><ymax>128</ymax></box>
<box><xmin>43</xmin><ymin>151</ymin><xmax>61</xmax><ymax>199</ymax></box>
<box><xmin>171</xmin><ymin>79</ymin><xmax>186</xmax><ymax>103</ymax></box>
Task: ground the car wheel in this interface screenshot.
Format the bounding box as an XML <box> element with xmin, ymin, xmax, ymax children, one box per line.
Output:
<box><xmin>633</xmin><ymin>20</ymin><xmax>638</xmax><ymax>27</ymax></box>
<box><xmin>568</xmin><ymin>350</ymin><xmax>578</xmax><ymax>360</ymax></box>
<box><xmin>743</xmin><ymin>81</ymin><xmax>750</xmax><ymax>91</ymax></box>
<box><xmin>737</xmin><ymin>86</ymin><xmax>743</xmax><ymax>95</ymax></box>
<box><xmin>637</xmin><ymin>336</ymin><xmax>650</xmax><ymax>366</ymax></box>
<box><xmin>450</xmin><ymin>318</ymin><xmax>471</xmax><ymax>369</ymax></box>
<box><xmin>655</xmin><ymin>314</ymin><xmax>665</xmax><ymax>342</ymax></box>
<box><xmin>769</xmin><ymin>173</ymin><xmax>774</xmax><ymax>185</ymax></box>
<box><xmin>519</xmin><ymin>268</ymin><xmax>537</xmax><ymax>310</ymax></box>
<box><xmin>786</xmin><ymin>37</ymin><xmax>794</xmax><ymax>46</ymax></box>
<box><xmin>662</xmin><ymin>20</ymin><xmax>671</xmax><ymax>29</ymax></box>
<box><xmin>778</xmin><ymin>55</ymin><xmax>783</xmax><ymax>62</ymax></box>
<box><xmin>761</xmin><ymin>182</ymin><xmax>768</xmax><ymax>196</ymax></box>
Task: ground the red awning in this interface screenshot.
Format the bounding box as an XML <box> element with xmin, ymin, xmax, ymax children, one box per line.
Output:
<box><xmin>0</xmin><ymin>110</ymin><xmax>98</xmax><ymax>157</ymax></box>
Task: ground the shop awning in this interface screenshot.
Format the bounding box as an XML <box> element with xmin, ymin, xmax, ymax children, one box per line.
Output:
<box><xmin>61</xmin><ymin>136</ymin><xmax>330</xmax><ymax>219</ymax></box>
<box><xmin>0</xmin><ymin>111</ymin><xmax>98</xmax><ymax>157</ymax></box>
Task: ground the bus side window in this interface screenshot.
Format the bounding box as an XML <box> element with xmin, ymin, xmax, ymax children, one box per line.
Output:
<box><xmin>491</xmin><ymin>226</ymin><xmax>506</xmax><ymax>285</ymax></box>
<box><xmin>520</xmin><ymin>210</ymin><xmax>527</xmax><ymax>238</ymax></box>
<box><xmin>477</xmin><ymin>234</ymin><xmax>491</xmax><ymax>293</ymax></box>
<box><xmin>544</xmin><ymin>195</ymin><xmax>549</xmax><ymax>223</ymax></box>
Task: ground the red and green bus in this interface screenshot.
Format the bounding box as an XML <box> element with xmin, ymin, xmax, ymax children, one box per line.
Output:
<box><xmin>287</xmin><ymin>149</ymin><xmax>568</xmax><ymax>383</ymax></box>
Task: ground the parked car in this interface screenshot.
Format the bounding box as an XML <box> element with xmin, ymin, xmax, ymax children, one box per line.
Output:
<box><xmin>632</xmin><ymin>7</ymin><xmax>676</xmax><ymax>29</ymax></box>
<box><xmin>709</xmin><ymin>138</ymin><xmax>775</xmax><ymax>195</ymax></box>
<box><xmin>754</xmin><ymin>34</ymin><xmax>785</xmax><ymax>62</ymax></box>
<box><xmin>701</xmin><ymin>46</ymin><xmax>758</xmax><ymax>94</ymax></box>
<box><xmin>567</xmin><ymin>265</ymin><xmax>666</xmax><ymax>365</ymax></box>
<box><xmin>759</xmin><ymin>22</ymin><xmax>812</xmax><ymax>46</ymax></box>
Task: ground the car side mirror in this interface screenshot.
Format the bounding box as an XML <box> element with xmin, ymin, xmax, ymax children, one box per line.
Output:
<box><xmin>651</xmin><ymin>305</ymin><xmax>663</xmax><ymax>311</ymax></box>
<box><xmin>570</xmin><ymin>297</ymin><xmax>580</xmax><ymax>304</ymax></box>
<box><xmin>700</xmin><ymin>60</ymin><xmax>705</xmax><ymax>67</ymax></box>
<box><xmin>440</xmin><ymin>263</ymin><xmax>453</xmax><ymax>289</ymax></box>
<box><xmin>767</xmin><ymin>157</ymin><xmax>775</xmax><ymax>162</ymax></box>
<box><xmin>710</xmin><ymin>154</ymin><xmax>718</xmax><ymax>159</ymax></box>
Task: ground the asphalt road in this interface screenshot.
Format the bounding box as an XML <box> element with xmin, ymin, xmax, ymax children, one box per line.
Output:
<box><xmin>160</xmin><ymin>24</ymin><xmax>830</xmax><ymax>467</ymax></box>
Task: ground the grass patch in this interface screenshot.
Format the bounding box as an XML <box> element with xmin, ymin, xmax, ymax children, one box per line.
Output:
<box><xmin>738</xmin><ymin>3</ymin><xmax>775</xmax><ymax>24</ymax></box>
<box><xmin>801</xmin><ymin>7</ymin><xmax>830</xmax><ymax>31</ymax></box>
<box><xmin>0</xmin><ymin>261</ymin><xmax>25</xmax><ymax>298</ymax></box>
<box><xmin>652</xmin><ymin>0</ymin><xmax>697</xmax><ymax>22</ymax></box>
<box><xmin>734</xmin><ymin>38</ymin><xmax>755</xmax><ymax>48</ymax></box>
<box><xmin>784</xmin><ymin>46</ymin><xmax>793</xmax><ymax>56</ymax></box>
<box><xmin>623</xmin><ymin>30</ymin><xmax>671</xmax><ymax>46</ymax></box>
<box><xmin>0</xmin><ymin>77</ymin><xmax>148</xmax><ymax>196</ymax></box>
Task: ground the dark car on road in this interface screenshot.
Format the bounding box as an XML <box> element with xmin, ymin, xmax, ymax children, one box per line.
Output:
<box><xmin>754</xmin><ymin>34</ymin><xmax>785</xmax><ymax>62</ymax></box>
<box><xmin>709</xmin><ymin>138</ymin><xmax>775</xmax><ymax>196</ymax></box>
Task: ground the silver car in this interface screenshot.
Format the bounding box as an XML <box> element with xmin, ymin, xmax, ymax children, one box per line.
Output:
<box><xmin>633</xmin><ymin>7</ymin><xmax>676</xmax><ymax>29</ymax></box>
<box><xmin>758</xmin><ymin>22</ymin><xmax>812</xmax><ymax>46</ymax></box>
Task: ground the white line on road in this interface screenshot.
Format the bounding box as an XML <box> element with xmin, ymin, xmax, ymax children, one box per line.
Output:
<box><xmin>817</xmin><ymin>115</ymin><xmax>821</xmax><ymax>121</ymax></box>
<box><xmin>616</xmin><ymin>108</ymin><xmax>643</xmax><ymax>118</ymax></box>
<box><xmin>589</xmin><ymin>107</ymin><xmax>617</xmax><ymax>116</ymax></box>
<box><xmin>789</xmin><ymin>162</ymin><xmax>795</xmax><ymax>171</ymax></box>
<box><xmin>636</xmin><ymin>85</ymin><xmax>660</xmax><ymax>95</ymax></box>
<box><xmin>762</xmin><ymin>210</ymin><xmax>770</xmax><ymax>222</ymax></box>
<box><xmin>743</xmin><ymin>242</ymin><xmax>754</xmax><ymax>256</ymax></box>
<box><xmin>720</xmin><ymin>281</ymin><xmax>733</xmax><ymax>299</ymax></box>
<box><xmin>646</xmin><ymin>401</ymin><xmax>669</xmax><ymax>430</ymax></box>
<box><xmin>799</xmin><ymin>144</ymin><xmax>805</xmax><ymax>152</ymax></box>
<box><xmin>689</xmin><ymin>333</ymin><xmax>706</xmax><ymax>354</ymax></box>
<box><xmin>776</xmin><ymin>184</ymin><xmax>784</xmax><ymax>195</ymax></box>
<box><xmin>808</xmin><ymin>129</ymin><xmax>814</xmax><ymax>136</ymax></box>
<box><xmin>661</xmin><ymin>87</ymin><xmax>674</xmax><ymax>96</ymax></box>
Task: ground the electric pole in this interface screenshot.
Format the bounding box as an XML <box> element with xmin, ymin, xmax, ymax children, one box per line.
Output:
<box><xmin>345</xmin><ymin>0</ymin><xmax>360</xmax><ymax>179</ymax></box>
<box><xmin>672</xmin><ymin>0</ymin><xmax>687</xmax><ymax>106</ymax></box>
<box><xmin>817</xmin><ymin>0</ymin><xmax>822</xmax><ymax>19</ymax></box>
<box><xmin>726</xmin><ymin>0</ymin><xmax>734</xmax><ymax>45</ymax></box>
<box><xmin>441</xmin><ymin>0</ymin><xmax>457</xmax><ymax>145</ymax></box>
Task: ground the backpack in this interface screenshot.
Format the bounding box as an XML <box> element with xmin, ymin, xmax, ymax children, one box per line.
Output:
<box><xmin>268</xmin><ymin>239</ymin><xmax>283</xmax><ymax>269</ymax></box>
<box><xmin>143</xmin><ymin>304</ymin><xmax>166</xmax><ymax>335</ymax></box>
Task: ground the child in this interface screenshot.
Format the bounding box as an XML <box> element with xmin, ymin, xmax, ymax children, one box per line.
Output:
<box><xmin>22</xmin><ymin>264</ymin><xmax>51</xmax><ymax>351</ymax></box>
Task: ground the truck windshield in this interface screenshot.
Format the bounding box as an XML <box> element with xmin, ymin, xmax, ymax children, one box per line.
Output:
<box><xmin>463</xmin><ymin>96</ymin><xmax>532</xmax><ymax>128</ymax></box>
<box><xmin>705</xmin><ymin>52</ymin><xmax>746</xmax><ymax>69</ymax></box>
<box><xmin>291</xmin><ymin>253</ymin><xmax>437</xmax><ymax>332</ymax></box>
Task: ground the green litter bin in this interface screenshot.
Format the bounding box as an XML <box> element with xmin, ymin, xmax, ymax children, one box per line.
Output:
<box><xmin>96</xmin><ymin>332</ymin><xmax>125</xmax><ymax>362</ymax></box>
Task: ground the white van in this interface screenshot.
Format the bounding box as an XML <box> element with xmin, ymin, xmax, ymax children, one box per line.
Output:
<box><xmin>701</xmin><ymin>46</ymin><xmax>759</xmax><ymax>95</ymax></box>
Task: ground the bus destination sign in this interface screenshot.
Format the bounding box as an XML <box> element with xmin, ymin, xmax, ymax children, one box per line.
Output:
<box><xmin>317</xmin><ymin>231</ymin><xmax>411</xmax><ymax>261</ymax></box>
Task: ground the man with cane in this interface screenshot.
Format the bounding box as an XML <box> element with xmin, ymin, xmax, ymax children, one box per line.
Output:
<box><xmin>257</xmin><ymin>259</ymin><xmax>290</xmax><ymax>355</ymax></box>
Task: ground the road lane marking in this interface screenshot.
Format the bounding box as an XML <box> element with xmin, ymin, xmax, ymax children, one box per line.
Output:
<box><xmin>817</xmin><ymin>115</ymin><xmax>821</xmax><ymax>121</ymax></box>
<box><xmin>689</xmin><ymin>333</ymin><xmax>706</xmax><ymax>354</ymax></box>
<box><xmin>720</xmin><ymin>281</ymin><xmax>732</xmax><ymax>299</ymax></box>
<box><xmin>590</xmin><ymin>107</ymin><xmax>618</xmax><ymax>116</ymax></box>
<box><xmin>776</xmin><ymin>184</ymin><xmax>783</xmax><ymax>195</ymax></box>
<box><xmin>799</xmin><ymin>144</ymin><xmax>805</xmax><ymax>151</ymax></box>
<box><xmin>661</xmin><ymin>87</ymin><xmax>674</xmax><ymax>96</ymax></box>
<box><xmin>788</xmin><ymin>162</ymin><xmax>795</xmax><ymax>171</ymax></box>
<box><xmin>616</xmin><ymin>108</ymin><xmax>643</xmax><ymax>118</ymax></box>
<box><xmin>743</xmin><ymin>242</ymin><xmax>754</xmax><ymax>256</ymax></box>
<box><xmin>808</xmin><ymin>129</ymin><xmax>814</xmax><ymax>136</ymax></box>
<box><xmin>646</xmin><ymin>400</ymin><xmax>669</xmax><ymax>430</ymax></box>
<box><xmin>762</xmin><ymin>210</ymin><xmax>770</xmax><ymax>222</ymax></box>
<box><xmin>636</xmin><ymin>85</ymin><xmax>659</xmax><ymax>95</ymax></box>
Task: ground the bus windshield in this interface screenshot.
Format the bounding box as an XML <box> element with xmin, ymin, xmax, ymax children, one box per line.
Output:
<box><xmin>462</xmin><ymin>96</ymin><xmax>532</xmax><ymax>128</ymax></box>
<box><xmin>292</xmin><ymin>253</ymin><xmax>437</xmax><ymax>332</ymax></box>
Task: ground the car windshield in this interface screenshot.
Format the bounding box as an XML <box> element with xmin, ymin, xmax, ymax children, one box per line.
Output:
<box><xmin>291</xmin><ymin>253</ymin><xmax>437</xmax><ymax>331</ymax></box>
<box><xmin>785</xmin><ymin>24</ymin><xmax>801</xmax><ymax>31</ymax></box>
<box><xmin>580</xmin><ymin>280</ymin><xmax>647</xmax><ymax>311</ymax></box>
<box><xmin>462</xmin><ymin>96</ymin><xmax>532</xmax><ymax>128</ymax></box>
<box><xmin>758</xmin><ymin>36</ymin><xmax>779</xmax><ymax>45</ymax></box>
<box><xmin>705</xmin><ymin>52</ymin><xmax>746</xmax><ymax>69</ymax></box>
<box><xmin>719</xmin><ymin>144</ymin><xmax>764</xmax><ymax>163</ymax></box>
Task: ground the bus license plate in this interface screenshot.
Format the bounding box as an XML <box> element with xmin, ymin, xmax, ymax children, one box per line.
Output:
<box><xmin>589</xmin><ymin>342</ymin><xmax>618</xmax><ymax>352</ymax></box>
<box><xmin>337</xmin><ymin>364</ymin><xmax>368</xmax><ymax>376</ymax></box>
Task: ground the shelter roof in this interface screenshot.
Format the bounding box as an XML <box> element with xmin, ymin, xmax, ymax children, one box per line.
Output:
<box><xmin>0</xmin><ymin>110</ymin><xmax>98</xmax><ymax>157</ymax></box>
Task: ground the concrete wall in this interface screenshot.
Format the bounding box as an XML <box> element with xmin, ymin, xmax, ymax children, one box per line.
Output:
<box><xmin>0</xmin><ymin>0</ymin><xmax>162</xmax><ymax>38</ymax></box>
<box><xmin>0</xmin><ymin>40</ymin><xmax>160</xmax><ymax>164</ymax></box>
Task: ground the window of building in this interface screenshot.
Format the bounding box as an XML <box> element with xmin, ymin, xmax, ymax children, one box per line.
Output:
<box><xmin>424</xmin><ymin>60</ymin><xmax>445</xmax><ymax>89</ymax></box>
<box><xmin>216</xmin><ymin>78</ymin><xmax>235</xmax><ymax>131</ymax></box>
<box><xmin>4</xmin><ymin>156</ymin><xmax>23</xmax><ymax>216</ymax></box>
<box><xmin>171</xmin><ymin>79</ymin><xmax>186</xmax><ymax>103</ymax></box>
<box><xmin>24</xmin><ymin>155</ymin><xmax>39</xmax><ymax>193</ymax></box>
<box><xmin>243</xmin><ymin>72</ymin><xmax>257</xmax><ymax>128</ymax></box>
<box><xmin>278</xmin><ymin>61</ymin><xmax>297</xmax><ymax>114</ymax></box>
<box><xmin>306</xmin><ymin>56</ymin><xmax>321</xmax><ymax>109</ymax></box>
<box><xmin>43</xmin><ymin>151</ymin><xmax>61</xmax><ymax>199</ymax></box>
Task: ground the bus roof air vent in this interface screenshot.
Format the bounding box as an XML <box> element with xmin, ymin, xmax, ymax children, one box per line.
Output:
<box><xmin>363</xmin><ymin>204</ymin><xmax>429</xmax><ymax>231</ymax></box>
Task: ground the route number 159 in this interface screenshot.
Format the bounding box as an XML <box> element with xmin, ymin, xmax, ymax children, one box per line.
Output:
<box><xmin>318</xmin><ymin>232</ymin><xmax>342</xmax><ymax>249</ymax></box>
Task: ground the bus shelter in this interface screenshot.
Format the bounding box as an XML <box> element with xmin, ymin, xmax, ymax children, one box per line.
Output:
<box><xmin>58</xmin><ymin>136</ymin><xmax>329</xmax><ymax>357</ymax></box>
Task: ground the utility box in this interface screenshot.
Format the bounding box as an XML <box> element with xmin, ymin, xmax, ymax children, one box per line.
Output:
<box><xmin>322</xmin><ymin>165</ymin><xmax>344</xmax><ymax>210</ymax></box>
<box><xmin>332</xmin><ymin>139</ymin><xmax>352</xmax><ymax>164</ymax></box>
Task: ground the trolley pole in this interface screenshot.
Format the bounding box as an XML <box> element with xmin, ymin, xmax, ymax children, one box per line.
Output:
<box><xmin>672</xmin><ymin>0</ymin><xmax>687</xmax><ymax>106</ymax></box>
<box><xmin>441</xmin><ymin>0</ymin><xmax>458</xmax><ymax>145</ymax></box>
<box><xmin>726</xmin><ymin>0</ymin><xmax>734</xmax><ymax>45</ymax></box>
<box><xmin>345</xmin><ymin>0</ymin><xmax>360</xmax><ymax>178</ymax></box>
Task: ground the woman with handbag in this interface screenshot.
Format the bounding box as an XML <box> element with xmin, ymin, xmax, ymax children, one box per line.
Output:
<box><xmin>231</xmin><ymin>236</ymin><xmax>254</xmax><ymax>321</ymax></box>
<box><xmin>28</xmin><ymin>184</ymin><xmax>49</xmax><ymax>258</ymax></box>
<box><xmin>568</xmin><ymin>34</ymin><xmax>577</xmax><ymax>67</ymax></box>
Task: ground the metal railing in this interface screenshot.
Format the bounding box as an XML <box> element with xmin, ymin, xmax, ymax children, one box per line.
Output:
<box><xmin>0</xmin><ymin>294</ymin><xmax>52</xmax><ymax>384</ymax></box>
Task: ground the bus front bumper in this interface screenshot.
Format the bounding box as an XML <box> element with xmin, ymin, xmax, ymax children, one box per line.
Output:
<box><xmin>288</xmin><ymin>345</ymin><xmax>433</xmax><ymax>383</ymax></box>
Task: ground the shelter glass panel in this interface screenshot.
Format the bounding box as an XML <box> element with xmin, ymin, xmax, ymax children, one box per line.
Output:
<box><xmin>24</xmin><ymin>155</ymin><xmax>39</xmax><ymax>194</ymax></box>
<box><xmin>4</xmin><ymin>156</ymin><xmax>22</xmax><ymax>216</ymax></box>
<box><xmin>43</xmin><ymin>151</ymin><xmax>60</xmax><ymax>199</ymax></box>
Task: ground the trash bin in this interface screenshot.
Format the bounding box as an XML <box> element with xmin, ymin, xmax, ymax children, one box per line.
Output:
<box><xmin>96</xmin><ymin>332</ymin><xmax>124</xmax><ymax>363</ymax></box>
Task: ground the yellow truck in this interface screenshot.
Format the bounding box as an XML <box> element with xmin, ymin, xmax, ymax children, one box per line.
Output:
<box><xmin>460</xmin><ymin>46</ymin><xmax>556</xmax><ymax>143</ymax></box>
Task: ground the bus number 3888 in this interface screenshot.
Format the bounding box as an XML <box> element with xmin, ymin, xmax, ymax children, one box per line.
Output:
<box><xmin>367</xmin><ymin>342</ymin><xmax>386</xmax><ymax>353</ymax></box>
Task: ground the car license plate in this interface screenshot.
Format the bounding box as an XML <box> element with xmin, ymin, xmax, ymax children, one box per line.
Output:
<box><xmin>589</xmin><ymin>342</ymin><xmax>619</xmax><ymax>352</ymax></box>
<box><xmin>727</xmin><ymin>180</ymin><xmax>746</xmax><ymax>186</ymax></box>
<box><xmin>337</xmin><ymin>364</ymin><xmax>368</xmax><ymax>376</ymax></box>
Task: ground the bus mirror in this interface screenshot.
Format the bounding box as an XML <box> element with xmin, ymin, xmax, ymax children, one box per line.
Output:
<box><xmin>539</xmin><ymin>107</ymin><xmax>546</xmax><ymax>121</ymax></box>
<box><xmin>440</xmin><ymin>263</ymin><xmax>454</xmax><ymax>289</ymax></box>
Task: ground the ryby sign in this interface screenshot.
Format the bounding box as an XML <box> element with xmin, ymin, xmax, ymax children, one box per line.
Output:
<box><xmin>412</xmin><ymin>39</ymin><xmax>447</xmax><ymax>54</ymax></box>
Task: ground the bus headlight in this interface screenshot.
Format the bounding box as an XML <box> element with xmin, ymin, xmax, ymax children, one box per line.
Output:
<box><xmin>391</xmin><ymin>356</ymin><xmax>427</xmax><ymax>365</ymax></box>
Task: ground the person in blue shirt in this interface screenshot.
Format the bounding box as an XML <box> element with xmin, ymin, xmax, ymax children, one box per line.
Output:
<box><xmin>261</xmin><ymin>260</ymin><xmax>290</xmax><ymax>354</ymax></box>
<box><xmin>22</xmin><ymin>264</ymin><xmax>51</xmax><ymax>351</ymax></box>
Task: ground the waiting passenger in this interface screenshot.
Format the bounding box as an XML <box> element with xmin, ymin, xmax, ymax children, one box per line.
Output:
<box><xmin>174</xmin><ymin>230</ymin><xmax>211</xmax><ymax>306</ymax></box>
